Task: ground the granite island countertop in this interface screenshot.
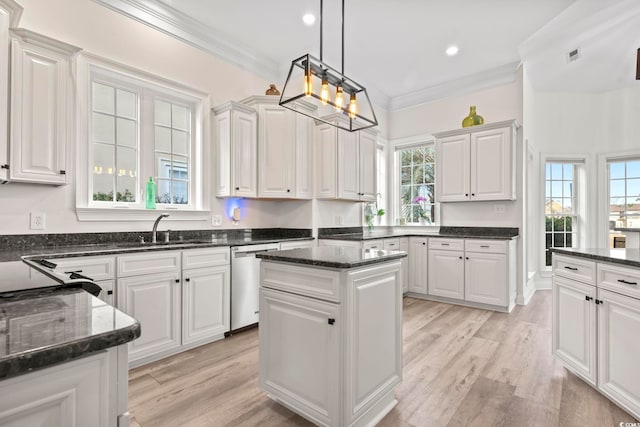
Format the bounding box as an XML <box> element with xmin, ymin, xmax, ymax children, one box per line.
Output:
<box><xmin>0</xmin><ymin>286</ymin><xmax>140</xmax><ymax>380</ymax></box>
<box><xmin>551</xmin><ymin>247</ymin><xmax>640</xmax><ymax>269</ymax></box>
<box><xmin>318</xmin><ymin>226</ymin><xmax>519</xmax><ymax>242</ymax></box>
<box><xmin>256</xmin><ymin>246</ymin><xmax>407</xmax><ymax>269</ymax></box>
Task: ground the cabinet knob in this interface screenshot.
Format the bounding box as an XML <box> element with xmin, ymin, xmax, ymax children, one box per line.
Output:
<box><xmin>465</xmin><ymin>257</ymin><xmax>469</xmax><ymax>260</ymax></box>
<box><xmin>422</xmin><ymin>242</ymin><xmax>426</xmax><ymax>245</ymax></box>
<box><xmin>471</xmin><ymin>193</ymin><xmax>475</xmax><ymax>196</ymax></box>
<box><xmin>585</xmin><ymin>296</ymin><xmax>593</xmax><ymax>302</ymax></box>
<box><xmin>107</xmin><ymin>290</ymin><xmax>113</xmax><ymax>295</ymax></box>
<box><xmin>595</xmin><ymin>299</ymin><xmax>603</xmax><ymax>305</ymax></box>
<box><xmin>59</xmin><ymin>170</ymin><xmax>66</xmax><ymax>175</ymax></box>
<box><xmin>175</xmin><ymin>279</ymin><xmax>180</xmax><ymax>283</ymax></box>
<box><xmin>0</xmin><ymin>164</ymin><xmax>8</xmax><ymax>170</ymax></box>
<box><xmin>287</xmin><ymin>189</ymin><xmax>291</xmax><ymax>193</ymax></box>
<box><xmin>328</xmin><ymin>318</ymin><xmax>335</xmax><ymax>325</ymax></box>
<box><xmin>465</xmin><ymin>193</ymin><xmax>468</xmax><ymax>196</ymax></box>
<box><xmin>185</xmin><ymin>278</ymin><xmax>190</xmax><ymax>282</ymax></box>
<box><xmin>459</xmin><ymin>256</ymin><xmax>462</xmax><ymax>260</ymax></box>
<box><xmin>235</xmin><ymin>187</ymin><xmax>240</xmax><ymax>191</ymax></box>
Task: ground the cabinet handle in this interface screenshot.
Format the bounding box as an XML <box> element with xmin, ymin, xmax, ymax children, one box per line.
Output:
<box><xmin>59</xmin><ymin>170</ymin><xmax>66</xmax><ymax>175</ymax></box>
<box><xmin>0</xmin><ymin>164</ymin><xmax>8</xmax><ymax>169</ymax></box>
<box><xmin>175</xmin><ymin>279</ymin><xmax>180</xmax><ymax>283</ymax></box>
<box><xmin>595</xmin><ymin>299</ymin><xmax>603</xmax><ymax>305</ymax></box>
<box><xmin>480</xmin><ymin>245</ymin><xmax>490</xmax><ymax>248</ymax></box>
<box><xmin>617</xmin><ymin>279</ymin><xmax>637</xmax><ymax>285</ymax></box>
<box><xmin>564</xmin><ymin>266</ymin><xmax>578</xmax><ymax>271</ymax></box>
<box><xmin>185</xmin><ymin>278</ymin><xmax>190</xmax><ymax>282</ymax></box>
<box><xmin>107</xmin><ymin>290</ymin><xmax>113</xmax><ymax>295</ymax></box>
<box><xmin>585</xmin><ymin>296</ymin><xmax>593</xmax><ymax>302</ymax></box>
<box><xmin>441</xmin><ymin>243</ymin><xmax>450</xmax><ymax>246</ymax></box>
<box><xmin>328</xmin><ymin>318</ymin><xmax>335</xmax><ymax>325</ymax></box>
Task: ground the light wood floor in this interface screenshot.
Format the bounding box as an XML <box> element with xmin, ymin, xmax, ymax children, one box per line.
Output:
<box><xmin>129</xmin><ymin>290</ymin><xmax>637</xmax><ymax>426</ymax></box>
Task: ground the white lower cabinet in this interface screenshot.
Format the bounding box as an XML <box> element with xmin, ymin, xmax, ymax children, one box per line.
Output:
<box><xmin>0</xmin><ymin>346</ymin><xmax>128</xmax><ymax>427</ymax></box>
<box><xmin>260</xmin><ymin>287</ymin><xmax>340</xmax><ymax>427</ymax></box>
<box><xmin>408</xmin><ymin>237</ymin><xmax>428</xmax><ymax>293</ymax></box>
<box><xmin>118</xmin><ymin>271</ymin><xmax>182</xmax><ymax>363</ymax></box>
<box><xmin>428</xmin><ymin>248</ymin><xmax>464</xmax><ymax>299</ymax></box>
<box><xmin>597</xmin><ymin>288</ymin><xmax>640</xmax><ymax>416</ymax></box>
<box><xmin>552</xmin><ymin>275</ymin><xmax>597</xmax><ymax>385</ymax></box>
<box><xmin>259</xmin><ymin>260</ymin><xmax>402</xmax><ymax>427</ymax></box>
<box><xmin>182</xmin><ymin>265</ymin><xmax>230</xmax><ymax>345</ymax></box>
<box><xmin>553</xmin><ymin>254</ymin><xmax>640</xmax><ymax>419</ymax></box>
<box><xmin>117</xmin><ymin>247</ymin><xmax>230</xmax><ymax>366</ymax></box>
<box><xmin>465</xmin><ymin>252</ymin><xmax>508</xmax><ymax>306</ymax></box>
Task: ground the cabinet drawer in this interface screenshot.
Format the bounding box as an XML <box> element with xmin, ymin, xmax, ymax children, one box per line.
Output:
<box><xmin>383</xmin><ymin>238</ymin><xmax>400</xmax><ymax>250</ymax></box>
<box><xmin>261</xmin><ymin>261</ymin><xmax>341</xmax><ymax>303</ymax></box>
<box><xmin>465</xmin><ymin>240</ymin><xmax>507</xmax><ymax>254</ymax></box>
<box><xmin>552</xmin><ymin>254</ymin><xmax>596</xmax><ymax>285</ymax></box>
<box><xmin>182</xmin><ymin>247</ymin><xmax>230</xmax><ymax>269</ymax></box>
<box><xmin>118</xmin><ymin>251</ymin><xmax>181</xmax><ymax>277</ymax></box>
<box><xmin>597</xmin><ymin>262</ymin><xmax>640</xmax><ymax>299</ymax></box>
<box><xmin>362</xmin><ymin>239</ymin><xmax>384</xmax><ymax>250</ymax></box>
<box><xmin>428</xmin><ymin>238</ymin><xmax>464</xmax><ymax>251</ymax></box>
<box><xmin>49</xmin><ymin>256</ymin><xmax>115</xmax><ymax>281</ymax></box>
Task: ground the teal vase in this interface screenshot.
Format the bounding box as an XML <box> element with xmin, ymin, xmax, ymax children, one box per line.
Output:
<box><xmin>145</xmin><ymin>177</ymin><xmax>156</xmax><ymax>209</ymax></box>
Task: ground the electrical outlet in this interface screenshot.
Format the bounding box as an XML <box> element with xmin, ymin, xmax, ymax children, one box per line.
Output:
<box><xmin>335</xmin><ymin>215</ymin><xmax>343</xmax><ymax>226</ymax></box>
<box><xmin>30</xmin><ymin>212</ymin><xmax>46</xmax><ymax>230</ymax></box>
<box><xmin>494</xmin><ymin>204</ymin><xmax>506</xmax><ymax>214</ymax></box>
<box><xmin>212</xmin><ymin>215</ymin><xmax>222</xmax><ymax>226</ymax></box>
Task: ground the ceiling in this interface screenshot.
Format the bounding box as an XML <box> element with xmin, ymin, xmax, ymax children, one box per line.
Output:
<box><xmin>96</xmin><ymin>0</ymin><xmax>640</xmax><ymax>109</ymax></box>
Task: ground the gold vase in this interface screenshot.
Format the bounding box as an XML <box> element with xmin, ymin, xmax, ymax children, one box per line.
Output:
<box><xmin>462</xmin><ymin>105</ymin><xmax>484</xmax><ymax>128</ymax></box>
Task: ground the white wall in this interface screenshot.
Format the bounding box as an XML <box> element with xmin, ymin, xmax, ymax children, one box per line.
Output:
<box><xmin>0</xmin><ymin>0</ymin><xmax>369</xmax><ymax>235</ymax></box>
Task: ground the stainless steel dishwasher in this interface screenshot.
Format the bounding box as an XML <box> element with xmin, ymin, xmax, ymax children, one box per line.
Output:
<box><xmin>230</xmin><ymin>243</ymin><xmax>280</xmax><ymax>332</ymax></box>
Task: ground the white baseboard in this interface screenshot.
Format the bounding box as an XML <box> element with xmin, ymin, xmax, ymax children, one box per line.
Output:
<box><xmin>536</xmin><ymin>275</ymin><xmax>552</xmax><ymax>290</ymax></box>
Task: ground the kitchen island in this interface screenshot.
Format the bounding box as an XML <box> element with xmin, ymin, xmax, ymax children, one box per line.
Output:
<box><xmin>257</xmin><ymin>246</ymin><xmax>406</xmax><ymax>427</ymax></box>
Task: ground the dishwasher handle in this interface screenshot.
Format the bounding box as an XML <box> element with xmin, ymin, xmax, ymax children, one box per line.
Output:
<box><xmin>233</xmin><ymin>248</ymin><xmax>279</xmax><ymax>257</ymax></box>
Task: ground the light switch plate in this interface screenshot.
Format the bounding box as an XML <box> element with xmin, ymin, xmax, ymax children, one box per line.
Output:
<box><xmin>30</xmin><ymin>212</ymin><xmax>46</xmax><ymax>230</ymax></box>
<box><xmin>212</xmin><ymin>215</ymin><xmax>222</xmax><ymax>226</ymax></box>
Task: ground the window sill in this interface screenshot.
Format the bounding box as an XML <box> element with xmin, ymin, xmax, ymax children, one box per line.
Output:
<box><xmin>76</xmin><ymin>207</ymin><xmax>210</xmax><ymax>222</ymax></box>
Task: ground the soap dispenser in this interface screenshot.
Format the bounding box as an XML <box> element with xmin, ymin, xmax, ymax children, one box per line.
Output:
<box><xmin>145</xmin><ymin>177</ymin><xmax>156</xmax><ymax>209</ymax></box>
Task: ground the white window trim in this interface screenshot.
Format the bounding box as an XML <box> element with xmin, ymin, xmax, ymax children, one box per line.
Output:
<box><xmin>75</xmin><ymin>52</ymin><xmax>210</xmax><ymax>221</ymax></box>
<box><xmin>390</xmin><ymin>134</ymin><xmax>440</xmax><ymax>227</ymax></box>
<box><xmin>539</xmin><ymin>153</ymin><xmax>590</xmax><ymax>275</ymax></box>
<box><xmin>597</xmin><ymin>149</ymin><xmax>640</xmax><ymax>248</ymax></box>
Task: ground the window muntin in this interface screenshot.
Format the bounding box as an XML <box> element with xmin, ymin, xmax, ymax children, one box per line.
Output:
<box><xmin>399</xmin><ymin>145</ymin><xmax>435</xmax><ymax>225</ymax></box>
<box><xmin>545</xmin><ymin>162</ymin><xmax>577</xmax><ymax>266</ymax></box>
<box><xmin>608</xmin><ymin>159</ymin><xmax>640</xmax><ymax>234</ymax></box>
<box><xmin>154</xmin><ymin>100</ymin><xmax>191</xmax><ymax>205</ymax></box>
<box><xmin>91</xmin><ymin>82</ymin><xmax>138</xmax><ymax>203</ymax></box>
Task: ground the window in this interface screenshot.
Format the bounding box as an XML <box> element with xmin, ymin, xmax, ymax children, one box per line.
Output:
<box><xmin>398</xmin><ymin>145</ymin><xmax>435</xmax><ymax>225</ymax></box>
<box><xmin>81</xmin><ymin>59</ymin><xmax>207</xmax><ymax>214</ymax></box>
<box><xmin>376</xmin><ymin>144</ymin><xmax>386</xmax><ymax>218</ymax></box>
<box><xmin>608</xmin><ymin>158</ymin><xmax>640</xmax><ymax>244</ymax></box>
<box><xmin>544</xmin><ymin>162</ymin><xmax>578</xmax><ymax>266</ymax></box>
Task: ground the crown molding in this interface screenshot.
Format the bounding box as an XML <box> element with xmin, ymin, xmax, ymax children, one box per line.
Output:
<box><xmin>91</xmin><ymin>0</ymin><xmax>281</xmax><ymax>82</ymax></box>
<box><xmin>0</xmin><ymin>0</ymin><xmax>23</xmax><ymax>26</ymax></box>
<box><xmin>388</xmin><ymin>61</ymin><xmax>520</xmax><ymax>112</ymax></box>
<box><xmin>10</xmin><ymin>28</ymin><xmax>82</xmax><ymax>56</ymax></box>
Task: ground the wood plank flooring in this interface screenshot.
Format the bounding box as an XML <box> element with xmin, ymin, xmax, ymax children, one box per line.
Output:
<box><xmin>129</xmin><ymin>290</ymin><xmax>637</xmax><ymax>426</ymax></box>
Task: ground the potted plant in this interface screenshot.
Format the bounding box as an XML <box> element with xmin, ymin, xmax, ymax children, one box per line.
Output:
<box><xmin>364</xmin><ymin>203</ymin><xmax>385</xmax><ymax>231</ymax></box>
<box><xmin>413</xmin><ymin>196</ymin><xmax>431</xmax><ymax>225</ymax></box>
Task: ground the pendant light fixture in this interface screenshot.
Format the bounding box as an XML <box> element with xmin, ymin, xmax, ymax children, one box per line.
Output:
<box><xmin>279</xmin><ymin>0</ymin><xmax>378</xmax><ymax>132</ymax></box>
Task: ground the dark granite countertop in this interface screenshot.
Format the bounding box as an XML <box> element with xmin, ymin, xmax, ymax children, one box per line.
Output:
<box><xmin>1</xmin><ymin>236</ymin><xmax>315</xmax><ymax>263</ymax></box>
<box><xmin>256</xmin><ymin>246</ymin><xmax>407</xmax><ymax>269</ymax></box>
<box><xmin>551</xmin><ymin>248</ymin><xmax>640</xmax><ymax>269</ymax></box>
<box><xmin>0</xmin><ymin>286</ymin><xmax>140</xmax><ymax>380</ymax></box>
<box><xmin>318</xmin><ymin>226</ymin><xmax>519</xmax><ymax>242</ymax></box>
<box><xmin>613</xmin><ymin>228</ymin><xmax>640</xmax><ymax>232</ymax></box>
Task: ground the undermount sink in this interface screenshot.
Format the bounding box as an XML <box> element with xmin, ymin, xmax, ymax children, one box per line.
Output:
<box><xmin>114</xmin><ymin>240</ymin><xmax>213</xmax><ymax>249</ymax></box>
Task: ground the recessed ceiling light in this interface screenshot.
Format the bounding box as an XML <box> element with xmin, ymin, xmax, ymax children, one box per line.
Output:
<box><xmin>302</xmin><ymin>13</ymin><xmax>316</xmax><ymax>26</ymax></box>
<box><xmin>446</xmin><ymin>45</ymin><xmax>459</xmax><ymax>56</ymax></box>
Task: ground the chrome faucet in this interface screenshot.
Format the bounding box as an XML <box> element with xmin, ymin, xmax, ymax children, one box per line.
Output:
<box><xmin>152</xmin><ymin>214</ymin><xmax>170</xmax><ymax>243</ymax></box>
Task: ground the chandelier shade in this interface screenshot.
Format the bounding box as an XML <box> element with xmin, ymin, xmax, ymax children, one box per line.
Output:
<box><xmin>280</xmin><ymin>54</ymin><xmax>378</xmax><ymax>132</ymax></box>
<box><xmin>279</xmin><ymin>0</ymin><xmax>378</xmax><ymax>132</ymax></box>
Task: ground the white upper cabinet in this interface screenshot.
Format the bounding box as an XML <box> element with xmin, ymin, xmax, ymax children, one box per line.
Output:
<box><xmin>435</xmin><ymin>120</ymin><xmax>517</xmax><ymax>202</ymax></box>
<box><xmin>8</xmin><ymin>29</ymin><xmax>81</xmax><ymax>185</ymax></box>
<box><xmin>242</xmin><ymin>96</ymin><xmax>314</xmax><ymax>199</ymax></box>
<box><xmin>0</xmin><ymin>0</ymin><xmax>22</xmax><ymax>183</ymax></box>
<box><xmin>213</xmin><ymin>101</ymin><xmax>257</xmax><ymax>197</ymax></box>
<box><xmin>316</xmin><ymin>121</ymin><xmax>378</xmax><ymax>202</ymax></box>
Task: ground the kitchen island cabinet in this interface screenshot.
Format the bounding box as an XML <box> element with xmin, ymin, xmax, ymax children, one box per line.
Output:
<box><xmin>257</xmin><ymin>247</ymin><xmax>406</xmax><ymax>427</ymax></box>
